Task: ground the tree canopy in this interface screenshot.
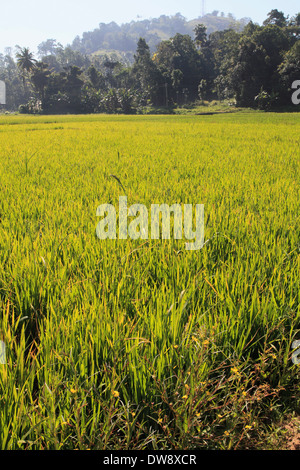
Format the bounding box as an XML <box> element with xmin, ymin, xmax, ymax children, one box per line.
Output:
<box><xmin>1</xmin><ymin>10</ymin><xmax>299</xmax><ymax>113</ymax></box>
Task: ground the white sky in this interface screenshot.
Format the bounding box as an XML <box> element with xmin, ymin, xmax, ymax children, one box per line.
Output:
<box><xmin>0</xmin><ymin>0</ymin><xmax>299</xmax><ymax>55</ymax></box>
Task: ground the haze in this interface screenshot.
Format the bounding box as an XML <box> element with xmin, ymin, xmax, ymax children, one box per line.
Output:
<box><xmin>0</xmin><ymin>0</ymin><xmax>299</xmax><ymax>53</ymax></box>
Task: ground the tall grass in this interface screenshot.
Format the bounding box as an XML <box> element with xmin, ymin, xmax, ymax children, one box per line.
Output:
<box><xmin>0</xmin><ymin>112</ymin><xmax>299</xmax><ymax>449</ymax></box>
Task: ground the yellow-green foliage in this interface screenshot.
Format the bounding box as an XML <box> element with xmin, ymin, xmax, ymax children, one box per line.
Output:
<box><xmin>0</xmin><ymin>113</ymin><xmax>299</xmax><ymax>449</ymax></box>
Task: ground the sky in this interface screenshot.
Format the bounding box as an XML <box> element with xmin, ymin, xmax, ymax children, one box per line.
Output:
<box><xmin>0</xmin><ymin>0</ymin><xmax>299</xmax><ymax>55</ymax></box>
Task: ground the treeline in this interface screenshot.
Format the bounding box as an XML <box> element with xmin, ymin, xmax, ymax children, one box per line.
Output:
<box><xmin>1</xmin><ymin>9</ymin><xmax>300</xmax><ymax>114</ymax></box>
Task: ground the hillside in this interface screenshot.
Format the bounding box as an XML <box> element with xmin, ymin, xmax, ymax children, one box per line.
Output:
<box><xmin>69</xmin><ymin>12</ymin><xmax>251</xmax><ymax>62</ymax></box>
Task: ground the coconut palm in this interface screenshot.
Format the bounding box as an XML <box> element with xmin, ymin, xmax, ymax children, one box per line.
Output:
<box><xmin>15</xmin><ymin>47</ymin><xmax>37</xmax><ymax>86</ymax></box>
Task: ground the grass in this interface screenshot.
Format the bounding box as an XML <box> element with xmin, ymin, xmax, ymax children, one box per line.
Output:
<box><xmin>140</xmin><ymin>100</ymin><xmax>253</xmax><ymax>115</ymax></box>
<box><xmin>0</xmin><ymin>112</ymin><xmax>299</xmax><ymax>450</ymax></box>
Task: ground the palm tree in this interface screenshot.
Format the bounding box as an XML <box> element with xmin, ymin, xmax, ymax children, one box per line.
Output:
<box><xmin>15</xmin><ymin>47</ymin><xmax>37</xmax><ymax>86</ymax></box>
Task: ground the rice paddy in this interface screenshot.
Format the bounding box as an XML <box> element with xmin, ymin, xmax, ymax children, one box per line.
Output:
<box><xmin>0</xmin><ymin>112</ymin><xmax>299</xmax><ymax>450</ymax></box>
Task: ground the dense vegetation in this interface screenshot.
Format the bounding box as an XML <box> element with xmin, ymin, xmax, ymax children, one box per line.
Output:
<box><xmin>0</xmin><ymin>112</ymin><xmax>299</xmax><ymax>449</ymax></box>
<box><xmin>69</xmin><ymin>11</ymin><xmax>249</xmax><ymax>58</ymax></box>
<box><xmin>0</xmin><ymin>9</ymin><xmax>300</xmax><ymax>113</ymax></box>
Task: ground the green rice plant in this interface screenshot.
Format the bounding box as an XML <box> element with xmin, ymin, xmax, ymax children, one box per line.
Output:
<box><xmin>0</xmin><ymin>112</ymin><xmax>299</xmax><ymax>449</ymax></box>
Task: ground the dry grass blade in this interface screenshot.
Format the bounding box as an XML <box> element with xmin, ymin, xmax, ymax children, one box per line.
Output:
<box><xmin>109</xmin><ymin>174</ymin><xmax>126</xmax><ymax>193</ymax></box>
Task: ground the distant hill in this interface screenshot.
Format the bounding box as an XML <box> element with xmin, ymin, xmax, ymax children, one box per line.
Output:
<box><xmin>69</xmin><ymin>12</ymin><xmax>251</xmax><ymax>63</ymax></box>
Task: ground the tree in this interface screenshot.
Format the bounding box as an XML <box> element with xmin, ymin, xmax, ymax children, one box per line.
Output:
<box><xmin>228</xmin><ymin>25</ymin><xmax>291</xmax><ymax>106</ymax></box>
<box><xmin>194</xmin><ymin>24</ymin><xmax>207</xmax><ymax>49</ymax></box>
<box><xmin>37</xmin><ymin>39</ymin><xmax>63</xmax><ymax>58</ymax></box>
<box><xmin>132</xmin><ymin>38</ymin><xmax>164</xmax><ymax>106</ymax></box>
<box><xmin>155</xmin><ymin>33</ymin><xmax>203</xmax><ymax>102</ymax></box>
<box><xmin>202</xmin><ymin>29</ymin><xmax>241</xmax><ymax>100</ymax></box>
<box><xmin>42</xmin><ymin>65</ymin><xmax>85</xmax><ymax>113</ymax></box>
<box><xmin>15</xmin><ymin>47</ymin><xmax>36</xmax><ymax>86</ymax></box>
<box><xmin>263</xmin><ymin>10</ymin><xmax>287</xmax><ymax>28</ymax></box>
<box><xmin>103</xmin><ymin>59</ymin><xmax>121</xmax><ymax>88</ymax></box>
<box><xmin>0</xmin><ymin>53</ymin><xmax>28</xmax><ymax>109</ymax></box>
<box><xmin>56</xmin><ymin>47</ymin><xmax>90</xmax><ymax>69</ymax></box>
<box><xmin>30</xmin><ymin>62</ymin><xmax>51</xmax><ymax>101</ymax></box>
<box><xmin>294</xmin><ymin>13</ymin><xmax>300</xmax><ymax>26</ymax></box>
<box><xmin>279</xmin><ymin>41</ymin><xmax>300</xmax><ymax>90</ymax></box>
<box><xmin>243</xmin><ymin>21</ymin><xmax>261</xmax><ymax>37</ymax></box>
<box><xmin>287</xmin><ymin>13</ymin><xmax>300</xmax><ymax>41</ymax></box>
<box><xmin>87</xmin><ymin>65</ymin><xmax>106</xmax><ymax>90</ymax></box>
<box><xmin>64</xmin><ymin>66</ymin><xmax>84</xmax><ymax>106</ymax></box>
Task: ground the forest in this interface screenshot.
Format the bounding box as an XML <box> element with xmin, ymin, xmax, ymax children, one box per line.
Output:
<box><xmin>69</xmin><ymin>11</ymin><xmax>249</xmax><ymax>57</ymax></box>
<box><xmin>0</xmin><ymin>9</ymin><xmax>299</xmax><ymax>113</ymax></box>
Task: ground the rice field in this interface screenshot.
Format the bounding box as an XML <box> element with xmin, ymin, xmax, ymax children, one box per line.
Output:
<box><xmin>0</xmin><ymin>112</ymin><xmax>299</xmax><ymax>450</ymax></box>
